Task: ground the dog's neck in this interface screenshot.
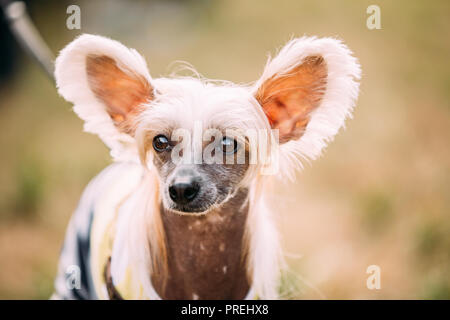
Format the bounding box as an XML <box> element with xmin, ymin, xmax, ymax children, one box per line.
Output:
<box><xmin>152</xmin><ymin>188</ymin><xmax>250</xmax><ymax>299</ymax></box>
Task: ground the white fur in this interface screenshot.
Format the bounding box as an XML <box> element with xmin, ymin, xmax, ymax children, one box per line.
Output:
<box><xmin>253</xmin><ymin>36</ymin><xmax>361</xmax><ymax>180</ymax></box>
<box><xmin>55</xmin><ymin>34</ymin><xmax>152</xmax><ymax>162</ymax></box>
<box><xmin>55</xmin><ymin>34</ymin><xmax>360</xmax><ymax>299</ymax></box>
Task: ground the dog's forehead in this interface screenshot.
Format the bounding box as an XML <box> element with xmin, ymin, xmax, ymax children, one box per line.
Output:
<box><xmin>140</xmin><ymin>78</ymin><xmax>260</xmax><ymax>133</ymax></box>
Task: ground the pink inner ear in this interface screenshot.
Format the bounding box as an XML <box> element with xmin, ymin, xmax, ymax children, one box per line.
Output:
<box><xmin>86</xmin><ymin>55</ymin><xmax>153</xmax><ymax>135</ymax></box>
<box><xmin>256</xmin><ymin>56</ymin><xmax>327</xmax><ymax>143</ymax></box>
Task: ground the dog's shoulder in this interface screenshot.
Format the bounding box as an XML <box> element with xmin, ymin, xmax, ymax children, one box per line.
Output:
<box><xmin>53</xmin><ymin>162</ymin><xmax>144</xmax><ymax>299</ymax></box>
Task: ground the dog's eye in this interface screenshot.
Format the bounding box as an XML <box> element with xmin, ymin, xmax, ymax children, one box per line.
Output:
<box><xmin>221</xmin><ymin>137</ymin><xmax>238</xmax><ymax>154</ymax></box>
<box><xmin>153</xmin><ymin>135</ymin><xmax>170</xmax><ymax>152</ymax></box>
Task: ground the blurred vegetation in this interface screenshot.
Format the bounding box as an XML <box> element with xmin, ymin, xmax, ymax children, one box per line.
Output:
<box><xmin>0</xmin><ymin>0</ymin><xmax>449</xmax><ymax>299</ymax></box>
<box><xmin>12</xmin><ymin>158</ymin><xmax>45</xmax><ymax>218</ymax></box>
<box><xmin>359</xmin><ymin>190</ymin><xmax>394</xmax><ymax>235</ymax></box>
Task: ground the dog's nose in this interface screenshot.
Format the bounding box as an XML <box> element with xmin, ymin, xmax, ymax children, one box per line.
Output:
<box><xmin>169</xmin><ymin>182</ymin><xmax>200</xmax><ymax>204</ymax></box>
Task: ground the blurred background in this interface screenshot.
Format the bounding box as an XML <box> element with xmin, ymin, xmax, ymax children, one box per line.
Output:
<box><xmin>0</xmin><ymin>0</ymin><xmax>449</xmax><ymax>299</ymax></box>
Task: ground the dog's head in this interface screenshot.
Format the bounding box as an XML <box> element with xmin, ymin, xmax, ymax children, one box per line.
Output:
<box><xmin>55</xmin><ymin>34</ymin><xmax>360</xmax><ymax>214</ymax></box>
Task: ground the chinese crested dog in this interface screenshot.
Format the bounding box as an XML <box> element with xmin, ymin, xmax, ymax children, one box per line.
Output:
<box><xmin>52</xmin><ymin>34</ymin><xmax>360</xmax><ymax>300</ymax></box>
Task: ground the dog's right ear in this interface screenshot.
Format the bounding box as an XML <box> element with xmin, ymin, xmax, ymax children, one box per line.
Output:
<box><xmin>55</xmin><ymin>34</ymin><xmax>154</xmax><ymax>159</ymax></box>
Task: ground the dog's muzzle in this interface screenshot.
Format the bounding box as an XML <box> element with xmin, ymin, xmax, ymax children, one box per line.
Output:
<box><xmin>168</xmin><ymin>180</ymin><xmax>200</xmax><ymax>204</ymax></box>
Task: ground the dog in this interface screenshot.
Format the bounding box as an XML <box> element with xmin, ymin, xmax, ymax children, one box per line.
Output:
<box><xmin>52</xmin><ymin>34</ymin><xmax>360</xmax><ymax>300</ymax></box>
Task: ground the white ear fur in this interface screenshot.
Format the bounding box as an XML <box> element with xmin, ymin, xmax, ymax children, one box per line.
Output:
<box><xmin>253</xmin><ymin>36</ymin><xmax>361</xmax><ymax>179</ymax></box>
<box><xmin>55</xmin><ymin>34</ymin><xmax>153</xmax><ymax>162</ymax></box>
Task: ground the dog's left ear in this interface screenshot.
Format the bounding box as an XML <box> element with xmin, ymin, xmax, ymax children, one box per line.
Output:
<box><xmin>55</xmin><ymin>34</ymin><xmax>154</xmax><ymax>160</ymax></box>
<box><xmin>254</xmin><ymin>37</ymin><xmax>361</xmax><ymax>163</ymax></box>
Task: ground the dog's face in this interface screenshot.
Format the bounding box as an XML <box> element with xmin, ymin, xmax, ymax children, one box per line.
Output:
<box><xmin>151</xmin><ymin>135</ymin><xmax>249</xmax><ymax>214</ymax></box>
<box><xmin>137</xmin><ymin>81</ymin><xmax>258</xmax><ymax>214</ymax></box>
<box><xmin>55</xmin><ymin>35</ymin><xmax>360</xmax><ymax>215</ymax></box>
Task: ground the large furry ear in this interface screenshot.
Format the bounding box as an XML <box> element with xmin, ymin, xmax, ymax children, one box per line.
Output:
<box><xmin>254</xmin><ymin>37</ymin><xmax>361</xmax><ymax>173</ymax></box>
<box><xmin>55</xmin><ymin>34</ymin><xmax>154</xmax><ymax>161</ymax></box>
